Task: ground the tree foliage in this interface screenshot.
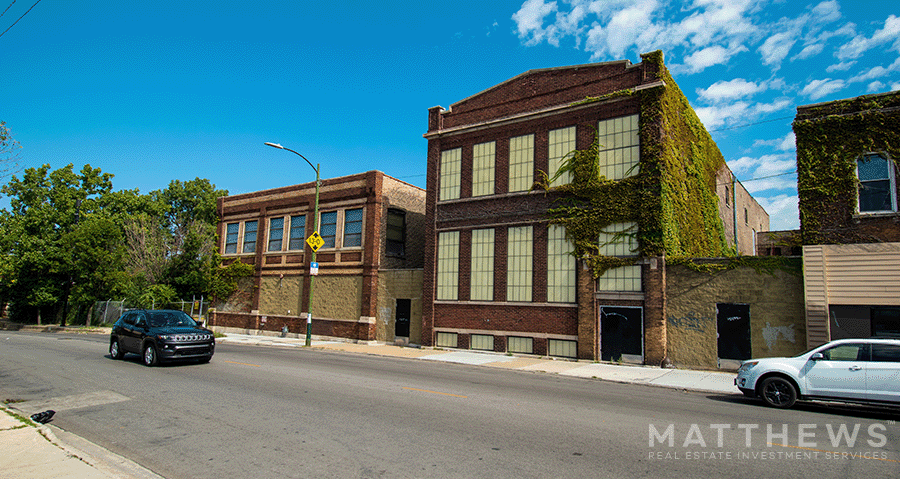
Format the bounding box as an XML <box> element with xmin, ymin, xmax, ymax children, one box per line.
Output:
<box><xmin>0</xmin><ymin>164</ymin><xmax>244</xmax><ymax>324</ymax></box>
<box><xmin>0</xmin><ymin>121</ymin><xmax>22</xmax><ymax>181</ymax></box>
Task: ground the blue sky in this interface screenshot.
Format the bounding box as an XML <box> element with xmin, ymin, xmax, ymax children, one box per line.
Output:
<box><xmin>2</xmin><ymin>1</ymin><xmax>899</xmax><ymax>231</ymax></box>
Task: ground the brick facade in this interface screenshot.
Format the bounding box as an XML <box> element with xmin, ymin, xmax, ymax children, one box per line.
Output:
<box><xmin>423</xmin><ymin>54</ymin><xmax>763</xmax><ymax>364</ymax></box>
<box><xmin>213</xmin><ymin>171</ymin><xmax>426</xmax><ymax>343</ymax></box>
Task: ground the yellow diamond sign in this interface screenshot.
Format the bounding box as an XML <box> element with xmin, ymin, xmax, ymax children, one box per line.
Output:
<box><xmin>306</xmin><ymin>232</ymin><xmax>325</xmax><ymax>252</ymax></box>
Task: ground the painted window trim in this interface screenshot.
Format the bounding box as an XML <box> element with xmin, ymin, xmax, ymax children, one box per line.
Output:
<box><xmin>856</xmin><ymin>152</ymin><xmax>898</xmax><ymax>214</ymax></box>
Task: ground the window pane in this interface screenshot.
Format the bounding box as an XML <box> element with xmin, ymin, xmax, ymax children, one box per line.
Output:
<box><xmin>547</xmin><ymin>225</ymin><xmax>575</xmax><ymax>303</ymax></box>
<box><xmin>268</xmin><ymin>217</ymin><xmax>284</xmax><ymax>252</ymax></box>
<box><xmin>821</xmin><ymin>344</ymin><xmax>864</xmax><ymax>361</ymax></box>
<box><xmin>343</xmin><ymin>208</ymin><xmax>363</xmax><ymax>247</ymax></box>
<box><xmin>242</xmin><ymin>220</ymin><xmax>258</xmax><ymax>253</ymax></box>
<box><xmin>472</xmin><ymin>141</ymin><xmax>496</xmax><ymax>197</ymax></box>
<box><xmin>509</xmin><ymin>134</ymin><xmax>534</xmax><ymax>192</ymax></box>
<box><xmin>437</xmin><ymin>231</ymin><xmax>460</xmax><ymax>300</ymax></box>
<box><xmin>387</xmin><ymin>209</ymin><xmax>405</xmax><ymax>256</ymax></box>
<box><xmin>289</xmin><ymin>215</ymin><xmax>306</xmax><ymax>250</ymax></box>
<box><xmin>598</xmin><ymin>114</ymin><xmax>640</xmax><ymax>180</ymax></box>
<box><xmin>320</xmin><ymin>211</ymin><xmax>337</xmax><ymax>248</ymax></box>
<box><xmin>440</xmin><ymin>148</ymin><xmax>462</xmax><ymax>201</ymax></box>
<box><xmin>507</xmin><ymin>226</ymin><xmax>533</xmax><ymax>302</ymax></box>
<box><xmin>549</xmin><ymin>127</ymin><xmax>575</xmax><ymax>186</ymax></box>
<box><xmin>858</xmin><ymin>154</ymin><xmax>889</xmax><ymax>181</ymax></box>
<box><xmin>470</xmin><ymin>229</ymin><xmax>494</xmax><ymax>301</ymax></box>
<box><xmin>872</xmin><ymin>344</ymin><xmax>900</xmax><ymax>362</ymax></box>
<box><xmin>225</xmin><ymin>223</ymin><xmax>239</xmax><ymax>254</ymax></box>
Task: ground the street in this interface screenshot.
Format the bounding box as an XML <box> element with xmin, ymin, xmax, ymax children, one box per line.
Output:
<box><xmin>1</xmin><ymin>331</ymin><xmax>898</xmax><ymax>479</ymax></box>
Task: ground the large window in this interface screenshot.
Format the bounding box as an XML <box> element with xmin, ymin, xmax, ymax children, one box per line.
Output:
<box><xmin>509</xmin><ymin>134</ymin><xmax>534</xmax><ymax>192</ymax></box>
<box><xmin>320</xmin><ymin>211</ymin><xmax>338</xmax><ymax>248</ymax></box>
<box><xmin>547</xmin><ymin>225</ymin><xmax>575</xmax><ymax>303</ymax></box>
<box><xmin>288</xmin><ymin>215</ymin><xmax>306</xmax><ymax>250</ymax></box>
<box><xmin>268</xmin><ymin>217</ymin><xmax>284</xmax><ymax>252</ymax></box>
<box><xmin>598</xmin><ymin>114</ymin><xmax>640</xmax><ymax>180</ymax></box>
<box><xmin>386</xmin><ymin>209</ymin><xmax>406</xmax><ymax>257</ymax></box>
<box><xmin>597</xmin><ymin>222</ymin><xmax>641</xmax><ymax>292</ymax></box>
<box><xmin>857</xmin><ymin>153</ymin><xmax>897</xmax><ymax>213</ymax></box>
<box><xmin>507</xmin><ymin>226</ymin><xmax>533</xmax><ymax>302</ymax></box>
<box><xmin>472</xmin><ymin>141</ymin><xmax>496</xmax><ymax>197</ymax></box>
<box><xmin>225</xmin><ymin>223</ymin><xmax>239</xmax><ymax>254</ymax></box>
<box><xmin>343</xmin><ymin>208</ymin><xmax>363</xmax><ymax>247</ymax></box>
<box><xmin>242</xmin><ymin>220</ymin><xmax>258</xmax><ymax>253</ymax></box>
<box><xmin>436</xmin><ymin>231</ymin><xmax>460</xmax><ymax>300</ymax></box>
<box><xmin>549</xmin><ymin>126</ymin><xmax>576</xmax><ymax>186</ymax></box>
<box><xmin>470</xmin><ymin>229</ymin><xmax>495</xmax><ymax>301</ymax></box>
<box><xmin>440</xmin><ymin>148</ymin><xmax>462</xmax><ymax>201</ymax></box>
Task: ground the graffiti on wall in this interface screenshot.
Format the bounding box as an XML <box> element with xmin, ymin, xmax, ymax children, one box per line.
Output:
<box><xmin>761</xmin><ymin>322</ymin><xmax>796</xmax><ymax>350</ymax></box>
<box><xmin>667</xmin><ymin>312</ymin><xmax>711</xmax><ymax>332</ymax></box>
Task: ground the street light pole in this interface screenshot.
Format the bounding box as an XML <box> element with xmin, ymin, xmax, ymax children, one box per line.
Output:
<box><xmin>265</xmin><ymin>142</ymin><xmax>319</xmax><ymax>347</ymax></box>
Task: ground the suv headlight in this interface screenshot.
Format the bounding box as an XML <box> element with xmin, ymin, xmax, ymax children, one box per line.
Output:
<box><xmin>738</xmin><ymin>361</ymin><xmax>758</xmax><ymax>373</ymax></box>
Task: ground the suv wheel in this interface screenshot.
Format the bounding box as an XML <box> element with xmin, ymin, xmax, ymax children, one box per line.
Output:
<box><xmin>143</xmin><ymin>343</ymin><xmax>159</xmax><ymax>367</ymax></box>
<box><xmin>760</xmin><ymin>377</ymin><xmax>797</xmax><ymax>408</ymax></box>
<box><xmin>110</xmin><ymin>340</ymin><xmax>125</xmax><ymax>360</ymax></box>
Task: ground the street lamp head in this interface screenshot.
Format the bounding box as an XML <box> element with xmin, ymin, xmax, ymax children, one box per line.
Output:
<box><xmin>264</xmin><ymin>142</ymin><xmax>284</xmax><ymax>149</ymax></box>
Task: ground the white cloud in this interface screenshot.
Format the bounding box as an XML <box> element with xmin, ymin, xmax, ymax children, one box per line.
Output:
<box><xmin>826</xmin><ymin>61</ymin><xmax>856</xmax><ymax>72</ymax></box>
<box><xmin>728</xmin><ymin>155</ymin><xmax>761</xmax><ymax>174</ymax></box>
<box><xmin>892</xmin><ymin>81</ymin><xmax>900</xmax><ymax>91</ymax></box>
<box><xmin>754</xmin><ymin>194</ymin><xmax>799</xmax><ymax>230</ymax></box>
<box><xmin>791</xmin><ymin>43</ymin><xmax>824</xmax><ymax>61</ymax></box>
<box><xmin>753</xmin><ymin>132</ymin><xmax>796</xmax><ymax>151</ymax></box>
<box><xmin>759</xmin><ymin>31</ymin><xmax>798</xmax><ymax>68</ymax></box>
<box><xmin>800</xmin><ymin>78</ymin><xmax>846</xmax><ymax>100</ymax></box>
<box><xmin>810</xmin><ymin>1</ymin><xmax>841</xmax><ymax>23</ymax></box>
<box><xmin>848</xmin><ymin>56</ymin><xmax>900</xmax><ymax>83</ymax></box>
<box><xmin>695</xmin><ymin>98</ymin><xmax>790</xmax><ymax>129</ymax></box>
<box><xmin>677</xmin><ymin>44</ymin><xmax>748</xmax><ymax>74</ymax></box>
<box><xmin>512</xmin><ymin>0</ymin><xmax>559</xmax><ymax>45</ymax></box>
<box><xmin>868</xmin><ymin>81</ymin><xmax>886</xmax><ymax>92</ymax></box>
<box><xmin>697</xmin><ymin>78</ymin><xmax>767</xmax><ymax>102</ymax></box>
<box><xmin>837</xmin><ymin>15</ymin><xmax>900</xmax><ymax>60</ymax></box>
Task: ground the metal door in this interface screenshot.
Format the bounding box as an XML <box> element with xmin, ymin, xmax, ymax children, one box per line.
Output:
<box><xmin>395</xmin><ymin>299</ymin><xmax>411</xmax><ymax>338</ymax></box>
<box><xmin>600</xmin><ymin>306</ymin><xmax>643</xmax><ymax>362</ymax></box>
<box><xmin>717</xmin><ymin>303</ymin><xmax>751</xmax><ymax>361</ymax></box>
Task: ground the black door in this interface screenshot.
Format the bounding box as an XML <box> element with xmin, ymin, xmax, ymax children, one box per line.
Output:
<box><xmin>717</xmin><ymin>303</ymin><xmax>751</xmax><ymax>360</ymax></box>
<box><xmin>600</xmin><ymin>306</ymin><xmax>643</xmax><ymax>361</ymax></box>
<box><xmin>395</xmin><ymin>299</ymin><xmax>411</xmax><ymax>338</ymax></box>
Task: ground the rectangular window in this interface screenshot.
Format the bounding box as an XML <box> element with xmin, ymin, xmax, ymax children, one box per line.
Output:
<box><xmin>436</xmin><ymin>231</ymin><xmax>460</xmax><ymax>300</ymax></box>
<box><xmin>508</xmin><ymin>336</ymin><xmax>534</xmax><ymax>354</ymax></box>
<box><xmin>598</xmin><ymin>222</ymin><xmax>639</xmax><ymax>256</ymax></box>
<box><xmin>225</xmin><ymin>223</ymin><xmax>239</xmax><ymax>254</ymax></box>
<box><xmin>597</xmin><ymin>265</ymin><xmax>642</xmax><ymax>292</ymax></box>
<box><xmin>549</xmin><ymin>126</ymin><xmax>576</xmax><ymax>186</ymax></box>
<box><xmin>598</xmin><ymin>114</ymin><xmax>640</xmax><ymax>180</ymax></box>
<box><xmin>548</xmin><ymin>339</ymin><xmax>577</xmax><ymax>358</ymax></box>
<box><xmin>507</xmin><ymin>226</ymin><xmax>533</xmax><ymax>302</ymax></box>
<box><xmin>242</xmin><ymin>220</ymin><xmax>258</xmax><ymax>253</ymax></box>
<box><xmin>320</xmin><ymin>211</ymin><xmax>338</xmax><ymax>248</ymax></box>
<box><xmin>858</xmin><ymin>153</ymin><xmax>897</xmax><ymax>213</ymax></box>
<box><xmin>472</xmin><ymin>141</ymin><xmax>496</xmax><ymax>197</ymax></box>
<box><xmin>268</xmin><ymin>217</ymin><xmax>284</xmax><ymax>252</ymax></box>
<box><xmin>598</xmin><ymin>222</ymin><xmax>641</xmax><ymax>291</ymax></box>
<box><xmin>436</xmin><ymin>332</ymin><xmax>458</xmax><ymax>348</ymax></box>
<box><xmin>547</xmin><ymin>225</ymin><xmax>575</xmax><ymax>303</ymax></box>
<box><xmin>509</xmin><ymin>134</ymin><xmax>534</xmax><ymax>192</ymax></box>
<box><xmin>471</xmin><ymin>334</ymin><xmax>494</xmax><ymax>351</ymax></box>
<box><xmin>386</xmin><ymin>209</ymin><xmax>406</xmax><ymax>257</ymax></box>
<box><xmin>440</xmin><ymin>148</ymin><xmax>462</xmax><ymax>201</ymax></box>
<box><xmin>343</xmin><ymin>208</ymin><xmax>363</xmax><ymax>247</ymax></box>
<box><xmin>470</xmin><ymin>229</ymin><xmax>495</xmax><ymax>301</ymax></box>
<box><xmin>288</xmin><ymin>215</ymin><xmax>306</xmax><ymax>250</ymax></box>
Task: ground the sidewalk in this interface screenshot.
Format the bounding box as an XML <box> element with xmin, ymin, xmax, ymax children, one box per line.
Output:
<box><xmin>218</xmin><ymin>332</ymin><xmax>738</xmax><ymax>395</ymax></box>
<box><xmin>2</xmin><ymin>327</ymin><xmax>737</xmax><ymax>479</ymax></box>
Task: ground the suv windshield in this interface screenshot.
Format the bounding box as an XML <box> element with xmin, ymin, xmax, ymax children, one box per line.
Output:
<box><xmin>146</xmin><ymin>311</ymin><xmax>197</xmax><ymax>328</ymax></box>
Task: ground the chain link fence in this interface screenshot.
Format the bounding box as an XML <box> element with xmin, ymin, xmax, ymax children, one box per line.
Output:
<box><xmin>91</xmin><ymin>297</ymin><xmax>211</xmax><ymax>326</ymax></box>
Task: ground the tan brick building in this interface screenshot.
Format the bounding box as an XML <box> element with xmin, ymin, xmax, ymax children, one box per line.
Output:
<box><xmin>211</xmin><ymin>171</ymin><xmax>426</xmax><ymax>344</ymax></box>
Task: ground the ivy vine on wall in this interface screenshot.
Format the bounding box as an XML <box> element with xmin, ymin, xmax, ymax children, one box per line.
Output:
<box><xmin>535</xmin><ymin>50</ymin><xmax>734</xmax><ymax>278</ymax></box>
<box><xmin>793</xmin><ymin>91</ymin><xmax>900</xmax><ymax>244</ymax></box>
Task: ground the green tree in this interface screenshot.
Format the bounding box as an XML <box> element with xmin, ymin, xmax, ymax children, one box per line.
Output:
<box><xmin>0</xmin><ymin>121</ymin><xmax>21</xmax><ymax>180</ymax></box>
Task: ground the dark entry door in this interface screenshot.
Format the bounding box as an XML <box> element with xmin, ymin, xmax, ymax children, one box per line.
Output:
<box><xmin>600</xmin><ymin>306</ymin><xmax>643</xmax><ymax>362</ymax></box>
<box><xmin>717</xmin><ymin>303</ymin><xmax>751</xmax><ymax>360</ymax></box>
<box><xmin>395</xmin><ymin>299</ymin><xmax>411</xmax><ymax>338</ymax></box>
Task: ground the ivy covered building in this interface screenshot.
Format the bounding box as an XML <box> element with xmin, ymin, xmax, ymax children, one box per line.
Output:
<box><xmin>422</xmin><ymin>51</ymin><xmax>768</xmax><ymax>365</ymax></box>
<box><xmin>794</xmin><ymin>90</ymin><xmax>900</xmax><ymax>346</ymax></box>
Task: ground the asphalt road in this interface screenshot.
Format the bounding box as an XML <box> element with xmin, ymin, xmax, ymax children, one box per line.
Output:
<box><xmin>1</xmin><ymin>331</ymin><xmax>899</xmax><ymax>478</ymax></box>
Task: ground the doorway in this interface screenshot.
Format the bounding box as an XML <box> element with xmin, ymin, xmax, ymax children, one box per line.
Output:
<box><xmin>394</xmin><ymin>299</ymin><xmax>411</xmax><ymax>338</ymax></box>
<box><xmin>599</xmin><ymin>306</ymin><xmax>643</xmax><ymax>363</ymax></box>
<box><xmin>717</xmin><ymin>303</ymin><xmax>751</xmax><ymax>364</ymax></box>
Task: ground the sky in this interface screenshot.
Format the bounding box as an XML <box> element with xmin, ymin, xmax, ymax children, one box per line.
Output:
<box><xmin>2</xmin><ymin>0</ymin><xmax>899</xmax><ymax>231</ymax></box>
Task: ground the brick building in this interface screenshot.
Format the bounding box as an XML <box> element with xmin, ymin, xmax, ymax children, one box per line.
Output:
<box><xmin>422</xmin><ymin>51</ymin><xmax>767</xmax><ymax>364</ymax></box>
<box><xmin>210</xmin><ymin>171</ymin><xmax>426</xmax><ymax>344</ymax></box>
<box><xmin>794</xmin><ymin>91</ymin><xmax>900</xmax><ymax>345</ymax></box>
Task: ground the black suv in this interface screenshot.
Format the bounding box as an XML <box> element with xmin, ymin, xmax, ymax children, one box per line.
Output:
<box><xmin>109</xmin><ymin>310</ymin><xmax>215</xmax><ymax>366</ymax></box>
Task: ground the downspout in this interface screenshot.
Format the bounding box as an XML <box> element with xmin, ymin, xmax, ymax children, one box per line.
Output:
<box><xmin>732</xmin><ymin>174</ymin><xmax>738</xmax><ymax>254</ymax></box>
